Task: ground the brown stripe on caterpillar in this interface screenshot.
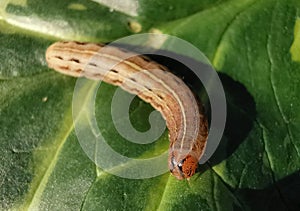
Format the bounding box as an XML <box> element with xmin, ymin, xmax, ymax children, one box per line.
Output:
<box><xmin>45</xmin><ymin>41</ymin><xmax>208</xmax><ymax>180</ymax></box>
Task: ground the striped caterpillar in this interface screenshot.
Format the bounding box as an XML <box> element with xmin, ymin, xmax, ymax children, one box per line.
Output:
<box><xmin>46</xmin><ymin>41</ymin><xmax>208</xmax><ymax>180</ymax></box>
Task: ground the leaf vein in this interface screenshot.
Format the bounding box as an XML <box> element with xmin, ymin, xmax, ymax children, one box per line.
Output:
<box><xmin>212</xmin><ymin>0</ymin><xmax>258</xmax><ymax>66</ymax></box>
<box><xmin>266</xmin><ymin>3</ymin><xmax>300</xmax><ymax>157</ymax></box>
<box><xmin>208</xmin><ymin>165</ymin><xmax>245</xmax><ymax>209</ymax></box>
<box><xmin>26</xmin><ymin>116</ymin><xmax>74</xmax><ymax>210</ymax></box>
<box><xmin>257</xmin><ymin>120</ymin><xmax>290</xmax><ymax>210</ymax></box>
<box><xmin>156</xmin><ymin>175</ymin><xmax>171</xmax><ymax>210</ymax></box>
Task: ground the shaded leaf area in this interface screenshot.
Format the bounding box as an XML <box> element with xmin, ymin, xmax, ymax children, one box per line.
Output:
<box><xmin>210</xmin><ymin>74</ymin><xmax>273</xmax><ymax>189</ymax></box>
<box><xmin>236</xmin><ymin>170</ymin><xmax>300</xmax><ymax>210</ymax></box>
<box><xmin>1</xmin><ymin>0</ymin><xmax>300</xmax><ymax>210</ymax></box>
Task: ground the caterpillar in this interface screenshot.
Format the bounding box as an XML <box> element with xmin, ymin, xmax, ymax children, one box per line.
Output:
<box><xmin>46</xmin><ymin>41</ymin><xmax>208</xmax><ymax>180</ymax></box>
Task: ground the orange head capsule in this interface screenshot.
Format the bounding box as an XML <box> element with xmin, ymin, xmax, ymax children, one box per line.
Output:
<box><xmin>169</xmin><ymin>154</ymin><xmax>198</xmax><ymax>180</ymax></box>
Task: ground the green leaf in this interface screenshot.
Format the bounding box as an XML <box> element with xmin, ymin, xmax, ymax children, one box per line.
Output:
<box><xmin>137</xmin><ymin>0</ymin><xmax>224</xmax><ymax>23</ymax></box>
<box><xmin>1</xmin><ymin>0</ymin><xmax>300</xmax><ymax>210</ymax></box>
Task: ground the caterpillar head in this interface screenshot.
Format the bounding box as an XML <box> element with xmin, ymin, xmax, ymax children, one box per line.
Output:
<box><xmin>169</xmin><ymin>154</ymin><xmax>198</xmax><ymax>180</ymax></box>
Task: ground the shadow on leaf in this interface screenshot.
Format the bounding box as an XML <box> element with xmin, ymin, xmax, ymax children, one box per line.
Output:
<box><xmin>208</xmin><ymin>73</ymin><xmax>256</xmax><ymax>166</ymax></box>
<box><xmin>236</xmin><ymin>170</ymin><xmax>300</xmax><ymax>210</ymax></box>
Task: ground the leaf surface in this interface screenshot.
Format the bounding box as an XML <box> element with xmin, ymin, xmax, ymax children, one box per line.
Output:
<box><xmin>1</xmin><ymin>0</ymin><xmax>300</xmax><ymax>210</ymax></box>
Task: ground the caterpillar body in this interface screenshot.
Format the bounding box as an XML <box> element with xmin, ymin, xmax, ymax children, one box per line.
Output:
<box><xmin>46</xmin><ymin>41</ymin><xmax>208</xmax><ymax>180</ymax></box>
